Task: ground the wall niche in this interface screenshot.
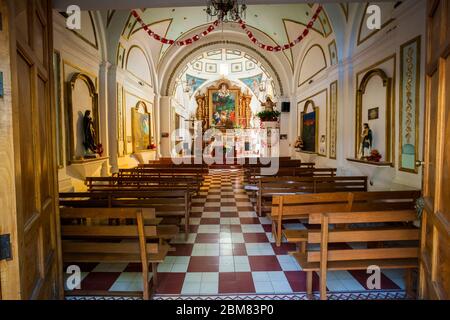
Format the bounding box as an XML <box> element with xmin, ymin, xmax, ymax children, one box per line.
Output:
<box><xmin>66</xmin><ymin>72</ymin><xmax>99</xmax><ymax>162</ymax></box>
<box><xmin>355</xmin><ymin>68</ymin><xmax>394</xmax><ymax>165</ymax></box>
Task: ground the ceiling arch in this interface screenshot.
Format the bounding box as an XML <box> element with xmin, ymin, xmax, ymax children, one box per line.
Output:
<box><xmin>160</xmin><ymin>38</ymin><xmax>287</xmax><ymax>97</ymax></box>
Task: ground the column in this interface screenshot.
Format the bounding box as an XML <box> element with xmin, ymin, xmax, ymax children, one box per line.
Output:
<box><xmin>98</xmin><ymin>61</ymin><xmax>110</xmax><ymax>176</ymax></box>
<box><xmin>107</xmin><ymin>64</ymin><xmax>119</xmax><ymax>173</ymax></box>
<box><xmin>159</xmin><ymin>96</ymin><xmax>172</xmax><ymax>158</ymax></box>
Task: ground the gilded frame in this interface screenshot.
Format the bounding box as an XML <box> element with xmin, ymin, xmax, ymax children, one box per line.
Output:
<box><xmin>329</xmin><ymin>80</ymin><xmax>338</xmax><ymax>159</ymax></box>
<box><xmin>399</xmin><ymin>35</ymin><xmax>421</xmax><ymax>173</ymax></box>
<box><xmin>208</xmin><ymin>84</ymin><xmax>240</xmax><ymax>129</ymax></box>
<box><xmin>131</xmin><ymin>101</ymin><xmax>153</xmax><ymax>154</ymax></box>
<box><xmin>299</xmin><ymin>100</ymin><xmax>320</xmax><ymax>154</ymax></box>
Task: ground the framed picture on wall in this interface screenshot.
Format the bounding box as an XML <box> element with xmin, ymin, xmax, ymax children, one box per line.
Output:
<box><xmin>368</xmin><ymin>107</ymin><xmax>379</xmax><ymax>120</ymax></box>
<box><xmin>131</xmin><ymin>101</ymin><xmax>152</xmax><ymax>153</ymax></box>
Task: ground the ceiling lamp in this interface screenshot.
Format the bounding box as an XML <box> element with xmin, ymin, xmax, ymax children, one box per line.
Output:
<box><xmin>206</xmin><ymin>0</ymin><xmax>247</xmax><ymax>23</ymax></box>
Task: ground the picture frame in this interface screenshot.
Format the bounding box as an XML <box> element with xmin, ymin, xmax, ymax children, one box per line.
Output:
<box><xmin>368</xmin><ymin>107</ymin><xmax>379</xmax><ymax>120</ymax></box>
<box><xmin>208</xmin><ymin>82</ymin><xmax>240</xmax><ymax>129</ymax></box>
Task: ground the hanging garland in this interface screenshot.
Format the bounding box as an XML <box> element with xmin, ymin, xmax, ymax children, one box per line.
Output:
<box><xmin>238</xmin><ymin>5</ymin><xmax>323</xmax><ymax>52</ymax></box>
<box><xmin>131</xmin><ymin>5</ymin><xmax>322</xmax><ymax>51</ymax></box>
<box><xmin>131</xmin><ymin>10</ymin><xmax>220</xmax><ymax>46</ymax></box>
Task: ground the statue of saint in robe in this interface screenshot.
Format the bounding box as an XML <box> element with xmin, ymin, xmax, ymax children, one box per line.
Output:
<box><xmin>359</xmin><ymin>123</ymin><xmax>373</xmax><ymax>159</ymax></box>
<box><xmin>83</xmin><ymin>110</ymin><xmax>98</xmax><ymax>154</ymax></box>
<box><xmin>260</xmin><ymin>96</ymin><xmax>276</xmax><ymax>112</ymax></box>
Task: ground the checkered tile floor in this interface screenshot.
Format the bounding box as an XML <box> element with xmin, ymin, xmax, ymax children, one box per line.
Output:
<box><xmin>64</xmin><ymin>169</ymin><xmax>408</xmax><ymax>299</ymax></box>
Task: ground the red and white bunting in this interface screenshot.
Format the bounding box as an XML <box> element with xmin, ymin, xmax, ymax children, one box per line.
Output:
<box><xmin>131</xmin><ymin>10</ymin><xmax>219</xmax><ymax>47</ymax></box>
<box><xmin>238</xmin><ymin>5</ymin><xmax>323</xmax><ymax>52</ymax></box>
<box><xmin>131</xmin><ymin>5</ymin><xmax>323</xmax><ymax>52</ymax></box>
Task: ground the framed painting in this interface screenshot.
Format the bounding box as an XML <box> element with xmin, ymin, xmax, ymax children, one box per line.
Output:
<box><xmin>131</xmin><ymin>101</ymin><xmax>152</xmax><ymax>153</ymax></box>
<box><xmin>399</xmin><ymin>36</ymin><xmax>421</xmax><ymax>173</ymax></box>
<box><xmin>208</xmin><ymin>82</ymin><xmax>239</xmax><ymax>129</ymax></box>
<box><xmin>368</xmin><ymin>107</ymin><xmax>379</xmax><ymax>120</ymax></box>
<box><xmin>298</xmin><ymin>100</ymin><xmax>319</xmax><ymax>154</ymax></box>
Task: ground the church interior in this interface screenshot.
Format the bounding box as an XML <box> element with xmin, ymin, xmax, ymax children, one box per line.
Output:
<box><xmin>0</xmin><ymin>0</ymin><xmax>449</xmax><ymax>301</ymax></box>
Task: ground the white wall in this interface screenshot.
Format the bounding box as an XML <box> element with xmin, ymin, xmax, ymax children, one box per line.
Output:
<box><xmin>293</xmin><ymin>1</ymin><xmax>426</xmax><ymax>190</ymax></box>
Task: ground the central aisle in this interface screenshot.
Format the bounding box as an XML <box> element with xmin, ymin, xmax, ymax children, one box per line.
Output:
<box><xmin>69</xmin><ymin>169</ymin><xmax>408</xmax><ymax>300</ymax></box>
<box><xmin>156</xmin><ymin>169</ymin><xmax>309</xmax><ymax>296</ymax></box>
<box><xmin>153</xmin><ymin>169</ymin><xmax>406</xmax><ymax>299</ymax></box>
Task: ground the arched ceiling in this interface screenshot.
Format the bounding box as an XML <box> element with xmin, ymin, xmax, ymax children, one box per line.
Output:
<box><xmin>176</xmin><ymin>48</ymin><xmax>276</xmax><ymax>99</ymax></box>
<box><xmin>117</xmin><ymin>4</ymin><xmax>337</xmax><ymax>66</ymax></box>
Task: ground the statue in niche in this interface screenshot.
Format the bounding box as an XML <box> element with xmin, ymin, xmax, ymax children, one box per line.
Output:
<box><xmin>195</xmin><ymin>93</ymin><xmax>207</xmax><ymax>130</ymax></box>
<box><xmin>260</xmin><ymin>96</ymin><xmax>276</xmax><ymax>112</ymax></box>
<box><xmin>83</xmin><ymin>110</ymin><xmax>98</xmax><ymax>156</ymax></box>
<box><xmin>359</xmin><ymin>123</ymin><xmax>373</xmax><ymax>159</ymax></box>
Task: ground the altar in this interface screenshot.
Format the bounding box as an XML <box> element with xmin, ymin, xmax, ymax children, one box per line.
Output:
<box><xmin>195</xmin><ymin>79</ymin><xmax>253</xmax><ymax>131</ymax></box>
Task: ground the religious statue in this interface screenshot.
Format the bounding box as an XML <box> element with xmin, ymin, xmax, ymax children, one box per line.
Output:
<box><xmin>294</xmin><ymin>136</ymin><xmax>304</xmax><ymax>150</ymax></box>
<box><xmin>260</xmin><ymin>96</ymin><xmax>277</xmax><ymax>112</ymax></box>
<box><xmin>83</xmin><ymin>110</ymin><xmax>98</xmax><ymax>155</ymax></box>
<box><xmin>195</xmin><ymin>93</ymin><xmax>207</xmax><ymax>130</ymax></box>
<box><xmin>359</xmin><ymin>123</ymin><xmax>373</xmax><ymax>159</ymax></box>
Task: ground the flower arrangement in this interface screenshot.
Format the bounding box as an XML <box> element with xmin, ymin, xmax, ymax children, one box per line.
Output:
<box><xmin>256</xmin><ymin>110</ymin><xmax>281</xmax><ymax>122</ymax></box>
<box><xmin>367</xmin><ymin>149</ymin><xmax>382</xmax><ymax>162</ymax></box>
<box><xmin>148</xmin><ymin>143</ymin><xmax>157</xmax><ymax>150</ymax></box>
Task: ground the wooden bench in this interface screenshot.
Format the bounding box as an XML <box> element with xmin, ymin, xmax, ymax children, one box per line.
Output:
<box><xmin>141</xmin><ymin>162</ymin><xmax>208</xmax><ymax>171</ymax></box>
<box><xmin>292</xmin><ymin>208</ymin><xmax>420</xmax><ymax>300</ymax></box>
<box><xmin>258</xmin><ymin>176</ymin><xmax>367</xmax><ymax>216</ymax></box>
<box><xmin>59</xmin><ymin>190</ymin><xmax>190</xmax><ymax>237</ymax></box>
<box><xmin>246</xmin><ymin>167</ymin><xmax>336</xmax><ymax>185</ymax></box>
<box><xmin>60</xmin><ymin>207</ymin><xmax>169</xmax><ymax>300</ymax></box>
<box><xmin>273</xmin><ymin>190</ymin><xmax>419</xmax><ymax>247</ymax></box>
<box><xmin>115</xmin><ymin>168</ymin><xmax>206</xmax><ymax>186</ymax></box>
<box><xmin>271</xmin><ymin>193</ymin><xmax>354</xmax><ymax>246</ymax></box>
<box><xmin>85</xmin><ymin>176</ymin><xmax>201</xmax><ymax>194</ymax></box>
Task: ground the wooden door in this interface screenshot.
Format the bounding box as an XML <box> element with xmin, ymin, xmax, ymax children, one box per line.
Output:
<box><xmin>420</xmin><ymin>0</ymin><xmax>450</xmax><ymax>300</ymax></box>
<box><xmin>0</xmin><ymin>0</ymin><xmax>61</xmax><ymax>299</ymax></box>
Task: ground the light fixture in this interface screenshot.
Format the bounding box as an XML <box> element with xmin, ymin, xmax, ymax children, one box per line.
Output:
<box><xmin>206</xmin><ymin>0</ymin><xmax>247</xmax><ymax>23</ymax></box>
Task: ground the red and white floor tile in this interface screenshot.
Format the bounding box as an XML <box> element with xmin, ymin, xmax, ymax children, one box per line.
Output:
<box><xmin>64</xmin><ymin>170</ymin><xmax>409</xmax><ymax>300</ymax></box>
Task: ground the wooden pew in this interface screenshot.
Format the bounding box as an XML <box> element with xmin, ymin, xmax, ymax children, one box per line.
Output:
<box><xmin>85</xmin><ymin>176</ymin><xmax>201</xmax><ymax>194</ymax></box>
<box><xmin>141</xmin><ymin>162</ymin><xmax>208</xmax><ymax>171</ymax></box>
<box><xmin>257</xmin><ymin>176</ymin><xmax>367</xmax><ymax>216</ymax></box>
<box><xmin>115</xmin><ymin>168</ymin><xmax>206</xmax><ymax>186</ymax></box>
<box><xmin>59</xmin><ymin>190</ymin><xmax>189</xmax><ymax>237</ymax></box>
<box><xmin>60</xmin><ymin>207</ymin><xmax>169</xmax><ymax>300</ymax></box>
<box><xmin>271</xmin><ymin>193</ymin><xmax>354</xmax><ymax>246</ymax></box>
<box><xmin>292</xmin><ymin>208</ymin><xmax>420</xmax><ymax>300</ymax></box>
<box><xmin>246</xmin><ymin>167</ymin><xmax>336</xmax><ymax>185</ymax></box>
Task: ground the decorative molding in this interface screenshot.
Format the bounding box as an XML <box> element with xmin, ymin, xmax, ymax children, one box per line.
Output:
<box><xmin>123</xmin><ymin>90</ymin><xmax>153</xmax><ymax>156</ymax></box>
<box><xmin>340</xmin><ymin>3</ymin><xmax>349</xmax><ymax>21</ymax></box>
<box><xmin>106</xmin><ymin>10</ymin><xmax>116</xmax><ymax>28</ymax></box>
<box><xmin>355</xmin><ymin>66</ymin><xmax>394</xmax><ymax>164</ymax></box>
<box><xmin>53</xmin><ymin>50</ymin><xmax>64</xmax><ymax>168</ymax></box>
<box><xmin>399</xmin><ymin>35</ymin><xmax>421</xmax><ymax>173</ymax></box>
<box><xmin>125</xmin><ymin>45</ymin><xmax>153</xmax><ymax>88</ymax></box>
<box><xmin>66</xmin><ymin>73</ymin><xmax>99</xmax><ymax>163</ymax></box>
<box><xmin>298</xmin><ymin>44</ymin><xmax>327</xmax><ymax>87</ymax></box>
<box><xmin>116</xmin><ymin>42</ymin><xmax>126</xmax><ymax>68</ymax></box>
<box><xmin>354</xmin><ymin>54</ymin><xmax>397</xmax><ymax>165</ymax></box>
<box><xmin>164</xmin><ymin>40</ymin><xmax>284</xmax><ymax>96</ymax></box>
<box><xmin>329</xmin><ymin>80</ymin><xmax>338</xmax><ymax>159</ymax></box>
<box><xmin>357</xmin><ymin>3</ymin><xmax>395</xmax><ymax>46</ymax></box>
<box><xmin>71</xmin><ymin>11</ymin><xmax>99</xmax><ymax>50</ymax></box>
<box><xmin>298</xmin><ymin>100</ymin><xmax>320</xmax><ymax>155</ymax></box>
<box><xmin>328</xmin><ymin>40</ymin><xmax>338</xmax><ymax>66</ymax></box>
<box><xmin>131</xmin><ymin>101</ymin><xmax>153</xmax><ymax>154</ymax></box>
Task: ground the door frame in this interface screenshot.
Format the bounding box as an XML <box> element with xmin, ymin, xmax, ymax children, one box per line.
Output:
<box><xmin>0</xmin><ymin>0</ymin><xmax>63</xmax><ymax>300</ymax></box>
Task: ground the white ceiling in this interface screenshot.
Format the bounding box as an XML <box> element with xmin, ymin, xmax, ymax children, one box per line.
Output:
<box><xmin>52</xmin><ymin>0</ymin><xmax>388</xmax><ymax>10</ymax></box>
